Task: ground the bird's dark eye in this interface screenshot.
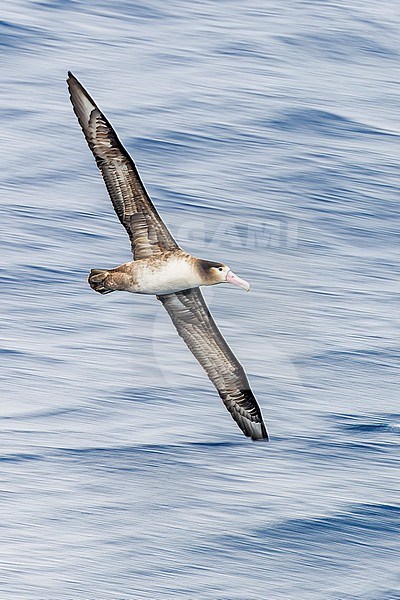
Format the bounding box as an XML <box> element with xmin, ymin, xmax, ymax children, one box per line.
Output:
<box><xmin>218</xmin><ymin>267</ymin><xmax>223</xmax><ymax>271</ymax></box>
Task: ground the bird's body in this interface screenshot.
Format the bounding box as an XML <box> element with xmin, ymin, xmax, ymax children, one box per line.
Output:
<box><xmin>89</xmin><ymin>251</ymin><xmax>225</xmax><ymax>295</ymax></box>
<box><xmin>67</xmin><ymin>72</ymin><xmax>268</xmax><ymax>441</ymax></box>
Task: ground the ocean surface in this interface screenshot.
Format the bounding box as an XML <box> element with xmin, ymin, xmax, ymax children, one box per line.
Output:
<box><xmin>1</xmin><ymin>1</ymin><xmax>399</xmax><ymax>599</ymax></box>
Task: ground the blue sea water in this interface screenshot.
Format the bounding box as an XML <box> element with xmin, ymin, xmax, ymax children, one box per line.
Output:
<box><xmin>1</xmin><ymin>1</ymin><xmax>399</xmax><ymax>598</ymax></box>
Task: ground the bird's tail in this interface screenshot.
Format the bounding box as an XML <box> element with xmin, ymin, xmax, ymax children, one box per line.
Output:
<box><xmin>88</xmin><ymin>269</ymin><xmax>114</xmax><ymax>295</ymax></box>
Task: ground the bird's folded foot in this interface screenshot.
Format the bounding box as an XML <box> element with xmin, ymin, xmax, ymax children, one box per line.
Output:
<box><xmin>88</xmin><ymin>269</ymin><xmax>114</xmax><ymax>294</ymax></box>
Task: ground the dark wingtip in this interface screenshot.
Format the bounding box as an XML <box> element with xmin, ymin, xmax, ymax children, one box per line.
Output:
<box><xmin>250</xmin><ymin>422</ymin><xmax>269</xmax><ymax>442</ymax></box>
<box><xmin>253</xmin><ymin>426</ymin><xmax>269</xmax><ymax>442</ymax></box>
<box><xmin>238</xmin><ymin>411</ymin><xmax>269</xmax><ymax>442</ymax></box>
<box><xmin>261</xmin><ymin>421</ymin><xmax>269</xmax><ymax>441</ymax></box>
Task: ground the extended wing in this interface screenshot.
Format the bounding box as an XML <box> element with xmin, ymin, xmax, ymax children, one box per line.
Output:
<box><xmin>158</xmin><ymin>288</ymin><xmax>268</xmax><ymax>441</ymax></box>
<box><xmin>67</xmin><ymin>72</ymin><xmax>179</xmax><ymax>259</ymax></box>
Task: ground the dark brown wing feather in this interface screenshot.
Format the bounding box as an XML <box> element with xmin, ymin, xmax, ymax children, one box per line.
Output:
<box><xmin>67</xmin><ymin>72</ymin><xmax>179</xmax><ymax>259</ymax></box>
<box><xmin>159</xmin><ymin>288</ymin><xmax>268</xmax><ymax>441</ymax></box>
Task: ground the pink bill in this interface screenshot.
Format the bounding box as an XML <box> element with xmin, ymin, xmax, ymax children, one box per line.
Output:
<box><xmin>226</xmin><ymin>270</ymin><xmax>251</xmax><ymax>292</ymax></box>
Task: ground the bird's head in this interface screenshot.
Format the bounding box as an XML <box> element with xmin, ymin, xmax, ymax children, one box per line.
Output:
<box><xmin>197</xmin><ymin>260</ymin><xmax>251</xmax><ymax>291</ymax></box>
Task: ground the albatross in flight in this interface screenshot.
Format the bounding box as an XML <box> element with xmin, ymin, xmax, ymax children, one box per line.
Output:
<box><xmin>67</xmin><ymin>72</ymin><xmax>268</xmax><ymax>441</ymax></box>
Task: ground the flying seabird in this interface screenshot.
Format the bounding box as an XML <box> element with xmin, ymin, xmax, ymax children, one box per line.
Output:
<box><xmin>67</xmin><ymin>72</ymin><xmax>268</xmax><ymax>441</ymax></box>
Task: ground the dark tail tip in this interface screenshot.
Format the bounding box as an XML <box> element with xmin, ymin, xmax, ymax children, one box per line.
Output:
<box><xmin>88</xmin><ymin>269</ymin><xmax>114</xmax><ymax>295</ymax></box>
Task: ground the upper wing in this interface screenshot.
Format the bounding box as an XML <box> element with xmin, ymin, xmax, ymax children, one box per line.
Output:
<box><xmin>67</xmin><ymin>72</ymin><xmax>179</xmax><ymax>259</ymax></box>
<box><xmin>158</xmin><ymin>288</ymin><xmax>268</xmax><ymax>441</ymax></box>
